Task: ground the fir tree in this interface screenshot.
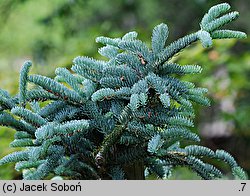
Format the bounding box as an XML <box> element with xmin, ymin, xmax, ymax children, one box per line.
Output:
<box><xmin>0</xmin><ymin>3</ymin><xmax>248</xmax><ymax>180</ymax></box>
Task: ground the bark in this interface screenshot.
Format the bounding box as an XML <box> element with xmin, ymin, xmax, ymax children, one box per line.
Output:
<box><xmin>123</xmin><ymin>161</ymin><xmax>145</xmax><ymax>180</ymax></box>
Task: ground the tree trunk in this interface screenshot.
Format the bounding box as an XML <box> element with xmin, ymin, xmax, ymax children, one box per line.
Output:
<box><xmin>123</xmin><ymin>161</ymin><xmax>145</xmax><ymax>180</ymax></box>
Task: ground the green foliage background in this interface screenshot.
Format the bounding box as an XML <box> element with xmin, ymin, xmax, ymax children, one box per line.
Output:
<box><xmin>0</xmin><ymin>0</ymin><xmax>249</xmax><ymax>179</ymax></box>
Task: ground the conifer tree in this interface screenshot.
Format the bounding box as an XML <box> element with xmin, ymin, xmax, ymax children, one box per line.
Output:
<box><xmin>0</xmin><ymin>3</ymin><xmax>248</xmax><ymax>180</ymax></box>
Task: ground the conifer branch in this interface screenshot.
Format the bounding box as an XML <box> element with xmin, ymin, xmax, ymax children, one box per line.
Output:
<box><xmin>19</xmin><ymin>61</ymin><xmax>32</xmax><ymax>107</ymax></box>
<box><xmin>0</xmin><ymin>94</ymin><xmax>15</xmax><ymax>110</ymax></box>
<box><xmin>95</xmin><ymin>125</ymin><xmax>125</xmax><ymax>166</ymax></box>
<box><xmin>0</xmin><ymin>112</ymin><xmax>35</xmax><ymax>134</ymax></box>
<box><xmin>11</xmin><ymin>106</ymin><xmax>47</xmax><ymax>127</ymax></box>
<box><xmin>29</xmin><ymin>75</ymin><xmax>85</xmax><ymax>104</ymax></box>
<box><xmin>152</xmin><ymin>23</ymin><xmax>169</xmax><ymax>54</ymax></box>
<box><xmin>55</xmin><ymin>67</ymin><xmax>85</xmax><ymax>97</ymax></box>
<box><xmin>211</xmin><ymin>30</ymin><xmax>247</xmax><ymax>39</ymax></box>
<box><xmin>26</xmin><ymin>88</ymin><xmax>58</xmax><ymax>102</ymax></box>
<box><xmin>0</xmin><ymin>2</ymin><xmax>247</xmax><ymax>180</ymax></box>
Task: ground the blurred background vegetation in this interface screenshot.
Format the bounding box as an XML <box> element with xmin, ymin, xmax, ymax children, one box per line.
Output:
<box><xmin>0</xmin><ymin>0</ymin><xmax>249</xmax><ymax>179</ymax></box>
